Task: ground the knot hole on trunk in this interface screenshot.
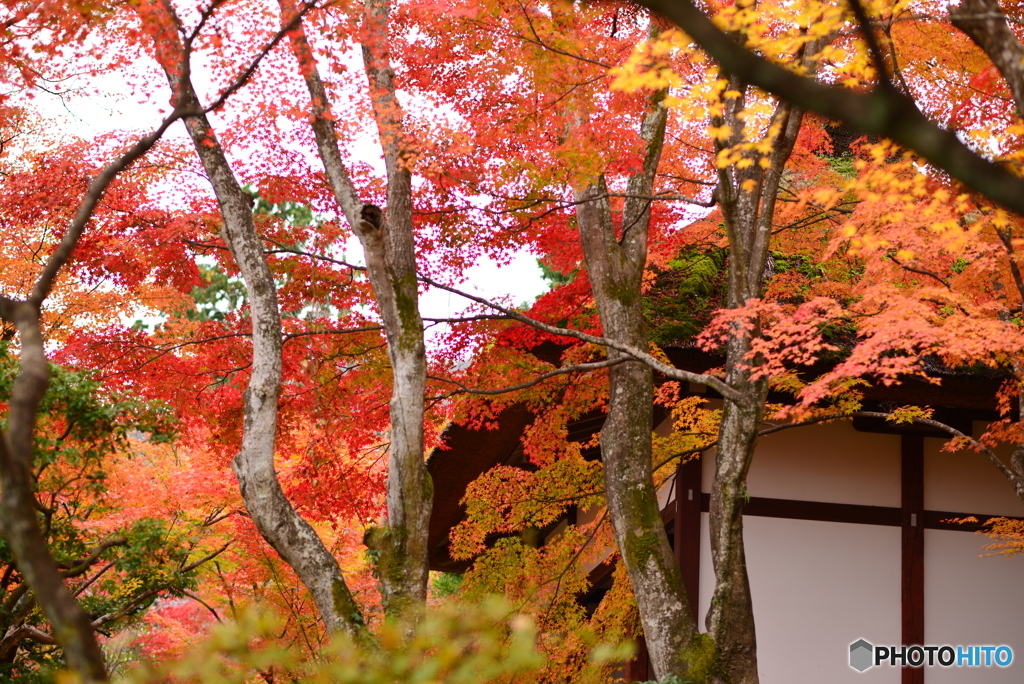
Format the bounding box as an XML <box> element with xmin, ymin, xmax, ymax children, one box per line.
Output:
<box><xmin>360</xmin><ymin>203</ymin><xmax>383</xmax><ymax>231</ymax></box>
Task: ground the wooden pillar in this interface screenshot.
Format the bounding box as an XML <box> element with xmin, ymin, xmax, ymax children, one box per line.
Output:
<box><xmin>674</xmin><ymin>453</ymin><xmax>702</xmax><ymax>622</ymax></box>
<box><xmin>625</xmin><ymin>635</ymin><xmax>649</xmax><ymax>681</ymax></box>
<box><xmin>901</xmin><ymin>434</ymin><xmax>924</xmax><ymax>684</ymax></box>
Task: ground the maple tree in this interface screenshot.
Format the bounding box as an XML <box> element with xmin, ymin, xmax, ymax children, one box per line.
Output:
<box><xmin>420</xmin><ymin>8</ymin><xmax>853</xmax><ymax>682</ymax></box>
<box><xmin>0</xmin><ymin>353</ymin><xmax>184</xmax><ymax>677</ymax></box>
<box><xmin>429</xmin><ymin>1</ymin><xmax>1024</xmax><ymax>682</ymax></box>
<box><xmin>630</xmin><ymin>0</ymin><xmax>1024</xmax><ymax>477</ymax></box>
<box><xmin>612</xmin><ymin>1</ymin><xmax>1024</xmax><ymax>678</ymax></box>
<box><xmin>6</xmin><ymin>0</ymin><xmax>1024</xmax><ymax>682</ymax></box>
<box><xmin>0</xmin><ymin>133</ymin><xmax>194</xmax><ymax>679</ymax></box>
<box><xmin>0</xmin><ymin>1</ymin><xmax>341</xmax><ymax>677</ymax></box>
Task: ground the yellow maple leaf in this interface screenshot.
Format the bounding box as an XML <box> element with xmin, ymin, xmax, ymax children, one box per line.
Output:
<box><xmin>708</xmin><ymin>124</ymin><xmax>732</xmax><ymax>140</ymax></box>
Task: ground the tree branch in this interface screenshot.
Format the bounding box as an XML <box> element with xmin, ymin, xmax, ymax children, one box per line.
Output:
<box><xmin>949</xmin><ymin>0</ymin><xmax>1024</xmax><ymax>118</ymax></box>
<box><xmin>427</xmin><ymin>358</ymin><xmax>626</xmax><ymax>399</ymax></box>
<box><xmin>632</xmin><ymin>0</ymin><xmax>1024</xmax><ymax>216</ymax></box>
<box><xmin>416</xmin><ymin>275</ymin><xmax>745</xmax><ymax>402</ymax></box>
<box><xmin>847</xmin><ymin>0</ymin><xmax>893</xmax><ymax>92</ymax></box>
<box><xmin>203</xmin><ymin>0</ymin><xmax>321</xmax><ymax>114</ymax></box>
<box><xmin>61</xmin><ymin>537</ymin><xmax>127</xmax><ymax>579</ymax></box>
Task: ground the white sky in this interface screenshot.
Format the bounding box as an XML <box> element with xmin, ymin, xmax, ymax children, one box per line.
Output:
<box><xmin>35</xmin><ymin>74</ymin><xmax>550</xmax><ymax>336</ymax></box>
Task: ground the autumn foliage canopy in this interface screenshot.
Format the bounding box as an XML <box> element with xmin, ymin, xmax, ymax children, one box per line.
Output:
<box><xmin>2</xmin><ymin>0</ymin><xmax>1024</xmax><ymax>681</ymax></box>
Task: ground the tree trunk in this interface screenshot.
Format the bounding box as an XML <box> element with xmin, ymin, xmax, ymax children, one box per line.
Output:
<box><xmin>575</xmin><ymin>93</ymin><xmax>703</xmax><ymax>680</ymax></box>
<box><xmin>280</xmin><ymin>0</ymin><xmax>431</xmax><ymax>622</ymax></box>
<box><xmin>703</xmin><ymin>74</ymin><xmax>808</xmax><ymax>684</ymax></box>
<box><xmin>0</xmin><ymin>78</ymin><xmax>188</xmax><ymax>682</ymax></box>
<box><xmin>0</xmin><ymin>306</ymin><xmax>107</xmax><ymax>682</ymax></box>
<box><xmin>705</xmin><ymin>360</ymin><xmax>767</xmax><ymax>684</ymax></box>
<box><xmin>144</xmin><ymin>0</ymin><xmax>369</xmax><ymax>638</ymax></box>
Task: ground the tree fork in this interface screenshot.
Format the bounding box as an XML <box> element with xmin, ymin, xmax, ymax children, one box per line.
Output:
<box><xmin>574</xmin><ymin>84</ymin><xmax>700</xmax><ymax>678</ymax></box>
<box><xmin>700</xmin><ymin>44</ymin><xmax>811</xmax><ymax>679</ymax></box>
<box><xmin>279</xmin><ymin>0</ymin><xmax>431</xmax><ymax>621</ymax></box>
<box><xmin>141</xmin><ymin>0</ymin><xmax>369</xmax><ymax>639</ymax></box>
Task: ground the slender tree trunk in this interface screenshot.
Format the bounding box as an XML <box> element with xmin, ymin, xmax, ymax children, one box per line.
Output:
<box><xmin>279</xmin><ymin>0</ymin><xmax>431</xmax><ymax>621</ymax></box>
<box><xmin>705</xmin><ymin>360</ymin><xmax>767</xmax><ymax>684</ymax></box>
<box><xmin>703</xmin><ymin>74</ymin><xmax>808</xmax><ymax>684</ymax></box>
<box><xmin>0</xmin><ymin>306</ymin><xmax>107</xmax><ymax>682</ymax></box>
<box><xmin>143</xmin><ymin>0</ymin><xmax>369</xmax><ymax>638</ymax></box>
<box><xmin>575</xmin><ymin>92</ymin><xmax>702</xmax><ymax>680</ymax></box>
<box><xmin>0</xmin><ymin>102</ymin><xmax>182</xmax><ymax>683</ymax></box>
<box><xmin>358</xmin><ymin>0</ymin><xmax>431</xmax><ymax>621</ymax></box>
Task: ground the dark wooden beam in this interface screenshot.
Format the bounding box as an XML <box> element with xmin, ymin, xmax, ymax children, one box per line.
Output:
<box><xmin>693</xmin><ymin>494</ymin><xmax>1018</xmax><ymax>531</ymax></box>
<box><xmin>902</xmin><ymin>435</ymin><xmax>925</xmax><ymax>684</ymax></box>
<box><xmin>675</xmin><ymin>454</ymin><xmax>702</xmax><ymax>622</ymax></box>
<box><xmin>701</xmin><ymin>494</ymin><xmax>901</xmax><ymax>526</ymax></box>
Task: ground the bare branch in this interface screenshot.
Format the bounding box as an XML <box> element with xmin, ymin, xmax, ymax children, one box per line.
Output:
<box><xmin>61</xmin><ymin>537</ymin><xmax>127</xmax><ymax>579</ymax></box>
<box><xmin>888</xmin><ymin>253</ymin><xmax>951</xmax><ymax>289</ymax></box>
<box><xmin>180</xmin><ymin>542</ymin><xmax>230</xmax><ymax>573</ymax></box>
<box><xmin>428</xmin><ymin>358</ymin><xmax>626</xmax><ymax>399</ymax></box>
<box><xmin>417</xmin><ymin>275</ymin><xmax>745</xmax><ymax>402</ymax></box>
<box><xmin>184</xmin><ymin>590</ymin><xmax>223</xmax><ymax>622</ymax></box>
<box><xmin>72</xmin><ymin>562</ymin><xmax>115</xmax><ymax>598</ymax></box>
<box><xmin>204</xmin><ymin>0</ymin><xmax>321</xmax><ymax>113</ymax></box>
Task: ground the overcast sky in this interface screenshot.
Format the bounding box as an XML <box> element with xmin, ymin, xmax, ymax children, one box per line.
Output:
<box><xmin>36</xmin><ymin>73</ymin><xmax>549</xmax><ymax>341</ymax></box>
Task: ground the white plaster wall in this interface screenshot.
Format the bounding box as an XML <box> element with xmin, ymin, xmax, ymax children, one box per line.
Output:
<box><xmin>735</xmin><ymin>421</ymin><xmax>900</xmax><ymax>507</ymax></box>
<box><xmin>698</xmin><ymin>514</ymin><xmax>901</xmax><ymax>683</ymax></box>
<box><xmin>923</xmin><ymin>428</ymin><xmax>1021</xmax><ymax>516</ymax></box>
<box><xmin>924</xmin><ymin>529</ymin><xmax>1024</xmax><ymax>683</ymax></box>
<box><xmin>584</xmin><ymin>414</ymin><xmax>1024</xmax><ymax>679</ymax></box>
